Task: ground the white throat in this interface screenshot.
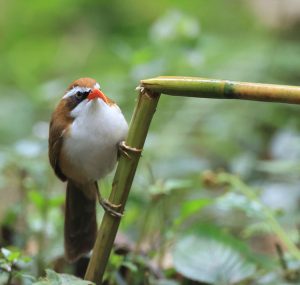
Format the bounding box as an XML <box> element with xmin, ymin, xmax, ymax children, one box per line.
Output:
<box><xmin>62</xmin><ymin>98</ymin><xmax>128</xmax><ymax>183</ymax></box>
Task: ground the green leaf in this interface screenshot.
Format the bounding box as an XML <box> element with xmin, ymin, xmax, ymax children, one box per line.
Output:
<box><xmin>48</xmin><ymin>195</ymin><xmax>64</xmax><ymax>208</ymax></box>
<box><xmin>122</xmin><ymin>261</ymin><xmax>138</xmax><ymax>272</ymax></box>
<box><xmin>1</xmin><ymin>248</ymin><xmax>11</xmax><ymax>259</ymax></box>
<box><xmin>27</xmin><ymin>190</ymin><xmax>46</xmax><ymax>210</ymax></box>
<box><xmin>1</xmin><ymin>247</ymin><xmax>21</xmax><ymax>263</ymax></box>
<box><xmin>172</xmin><ymin>235</ymin><xmax>255</xmax><ymax>284</ymax></box>
<box><xmin>0</xmin><ymin>258</ymin><xmax>10</xmax><ymax>271</ymax></box>
<box><xmin>2</xmin><ymin>205</ymin><xmax>20</xmax><ymax>225</ymax></box>
<box><xmin>19</xmin><ymin>255</ymin><xmax>32</xmax><ymax>263</ymax></box>
<box><xmin>109</xmin><ymin>253</ymin><xmax>123</xmax><ymax>268</ymax></box>
<box><xmin>33</xmin><ymin>269</ymin><xmax>95</xmax><ymax>285</ymax></box>
<box><xmin>6</xmin><ymin>251</ymin><xmax>20</xmax><ymax>262</ymax></box>
<box><xmin>174</xmin><ymin>198</ymin><xmax>212</xmax><ymax>226</ymax></box>
<box><xmin>0</xmin><ymin>258</ymin><xmax>7</xmax><ymax>266</ymax></box>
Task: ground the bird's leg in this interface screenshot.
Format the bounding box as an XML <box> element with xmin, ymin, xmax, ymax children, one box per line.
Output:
<box><xmin>95</xmin><ymin>183</ymin><xmax>123</xmax><ymax>218</ymax></box>
<box><xmin>118</xmin><ymin>141</ymin><xmax>142</xmax><ymax>160</ymax></box>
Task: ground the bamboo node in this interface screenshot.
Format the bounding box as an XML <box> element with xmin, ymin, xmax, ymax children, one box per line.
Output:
<box><xmin>135</xmin><ymin>85</ymin><xmax>145</xmax><ymax>93</ymax></box>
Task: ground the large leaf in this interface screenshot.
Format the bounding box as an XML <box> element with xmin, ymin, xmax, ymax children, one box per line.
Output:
<box><xmin>172</xmin><ymin>235</ymin><xmax>255</xmax><ymax>285</ymax></box>
<box><xmin>33</xmin><ymin>269</ymin><xmax>94</xmax><ymax>285</ymax></box>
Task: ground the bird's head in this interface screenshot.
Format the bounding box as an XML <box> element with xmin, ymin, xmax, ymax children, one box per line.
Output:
<box><xmin>61</xmin><ymin>77</ymin><xmax>112</xmax><ymax>118</ymax></box>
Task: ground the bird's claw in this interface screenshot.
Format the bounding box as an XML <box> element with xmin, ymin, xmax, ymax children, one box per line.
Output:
<box><xmin>100</xmin><ymin>199</ymin><xmax>123</xmax><ymax>218</ymax></box>
<box><xmin>118</xmin><ymin>141</ymin><xmax>142</xmax><ymax>160</ymax></box>
<box><xmin>96</xmin><ymin>186</ymin><xmax>123</xmax><ymax>218</ymax></box>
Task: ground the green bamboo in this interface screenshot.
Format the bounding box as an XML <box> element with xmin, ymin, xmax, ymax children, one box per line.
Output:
<box><xmin>141</xmin><ymin>76</ymin><xmax>300</xmax><ymax>104</ymax></box>
<box><xmin>84</xmin><ymin>76</ymin><xmax>300</xmax><ymax>284</ymax></box>
<box><xmin>84</xmin><ymin>89</ymin><xmax>160</xmax><ymax>285</ymax></box>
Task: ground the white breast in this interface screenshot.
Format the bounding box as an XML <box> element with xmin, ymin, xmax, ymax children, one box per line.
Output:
<box><xmin>62</xmin><ymin>99</ymin><xmax>128</xmax><ymax>183</ymax></box>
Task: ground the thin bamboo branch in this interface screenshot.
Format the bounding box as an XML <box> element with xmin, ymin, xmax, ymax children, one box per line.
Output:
<box><xmin>84</xmin><ymin>89</ymin><xmax>160</xmax><ymax>285</ymax></box>
<box><xmin>141</xmin><ymin>76</ymin><xmax>300</xmax><ymax>104</ymax></box>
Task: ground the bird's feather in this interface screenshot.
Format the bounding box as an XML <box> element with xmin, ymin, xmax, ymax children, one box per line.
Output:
<box><xmin>48</xmin><ymin>100</ymin><xmax>73</xmax><ymax>181</ymax></box>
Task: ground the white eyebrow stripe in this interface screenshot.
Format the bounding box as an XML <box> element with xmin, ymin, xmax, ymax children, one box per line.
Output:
<box><xmin>63</xmin><ymin>86</ymin><xmax>91</xmax><ymax>99</ymax></box>
<box><xmin>94</xmin><ymin>82</ymin><xmax>101</xmax><ymax>89</ymax></box>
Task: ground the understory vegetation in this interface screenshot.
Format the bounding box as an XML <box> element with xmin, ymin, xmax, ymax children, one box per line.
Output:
<box><xmin>1</xmin><ymin>1</ymin><xmax>300</xmax><ymax>284</ymax></box>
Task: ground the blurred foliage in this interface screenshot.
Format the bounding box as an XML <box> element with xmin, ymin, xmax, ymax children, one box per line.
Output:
<box><xmin>32</xmin><ymin>269</ymin><xmax>94</xmax><ymax>285</ymax></box>
<box><xmin>1</xmin><ymin>0</ymin><xmax>300</xmax><ymax>284</ymax></box>
<box><xmin>0</xmin><ymin>247</ymin><xmax>32</xmax><ymax>284</ymax></box>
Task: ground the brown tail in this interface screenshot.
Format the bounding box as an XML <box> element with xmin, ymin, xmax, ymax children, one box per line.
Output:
<box><xmin>64</xmin><ymin>180</ymin><xmax>97</xmax><ymax>262</ymax></box>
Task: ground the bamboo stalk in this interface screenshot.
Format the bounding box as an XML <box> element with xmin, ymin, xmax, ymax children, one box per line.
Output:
<box><xmin>85</xmin><ymin>76</ymin><xmax>300</xmax><ymax>284</ymax></box>
<box><xmin>84</xmin><ymin>89</ymin><xmax>160</xmax><ymax>285</ymax></box>
<box><xmin>141</xmin><ymin>76</ymin><xmax>300</xmax><ymax>104</ymax></box>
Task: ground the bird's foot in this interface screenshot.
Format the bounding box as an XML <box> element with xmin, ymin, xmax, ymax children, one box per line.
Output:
<box><xmin>96</xmin><ymin>188</ymin><xmax>123</xmax><ymax>218</ymax></box>
<box><xmin>101</xmin><ymin>198</ymin><xmax>123</xmax><ymax>218</ymax></box>
<box><xmin>118</xmin><ymin>141</ymin><xmax>142</xmax><ymax>160</ymax></box>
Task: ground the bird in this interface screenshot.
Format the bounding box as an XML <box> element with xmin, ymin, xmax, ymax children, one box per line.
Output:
<box><xmin>48</xmin><ymin>77</ymin><xmax>128</xmax><ymax>262</ymax></box>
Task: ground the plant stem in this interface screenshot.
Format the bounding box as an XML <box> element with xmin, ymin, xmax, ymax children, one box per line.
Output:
<box><xmin>85</xmin><ymin>76</ymin><xmax>300</xmax><ymax>283</ymax></box>
<box><xmin>6</xmin><ymin>272</ymin><xmax>12</xmax><ymax>285</ymax></box>
<box><xmin>141</xmin><ymin>76</ymin><xmax>300</xmax><ymax>104</ymax></box>
<box><xmin>85</xmin><ymin>89</ymin><xmax>160</xmax><ymax>285</ymax></box>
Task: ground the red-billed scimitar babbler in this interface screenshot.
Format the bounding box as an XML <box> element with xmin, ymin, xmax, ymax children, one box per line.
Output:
<box><xmin>48</xmin><ymin>78</ymin><xmax>128</xmax><ymax>262</ymax></box>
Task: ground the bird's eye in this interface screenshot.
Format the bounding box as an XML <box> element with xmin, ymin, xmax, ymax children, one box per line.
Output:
<box><xmin>75</xmin><ymin>91</ymin><xmax>89</xmax><ymax>100</ymax></box>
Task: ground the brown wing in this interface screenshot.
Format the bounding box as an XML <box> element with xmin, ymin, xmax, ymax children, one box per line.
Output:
<box><xmin>48</xmin><ymin>101</ymin><xmax>73</xmax><ymax>182</ymax></box>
